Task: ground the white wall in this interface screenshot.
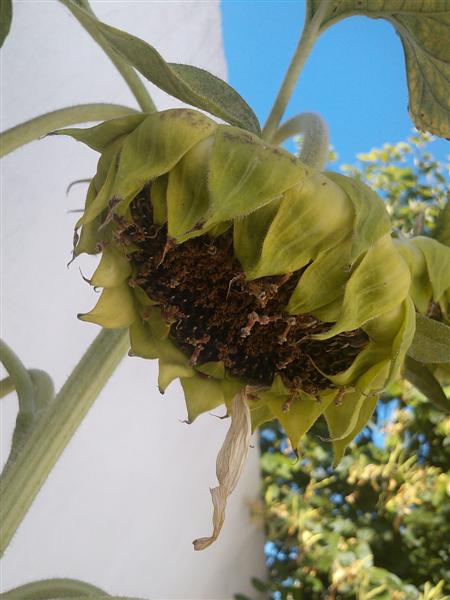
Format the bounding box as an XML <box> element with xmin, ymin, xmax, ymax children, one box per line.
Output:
<box><xmin>0</xmin><ymin>2</ymin><xmax>265</xmax><ymax>598</ymax></box>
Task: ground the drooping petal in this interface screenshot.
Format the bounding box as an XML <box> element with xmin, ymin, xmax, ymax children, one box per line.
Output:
<box><xmin>54</xmin><ymin>113</ymin><xmax>146</xmax><ymax>152</ymax></box>
<box><xmin>287</xmin><ymin>235</ymin><xmax>352</xmax><ymax>315</ymax></box>
<box><xmin>325</xmin><ymin>172</ymin><xmax>391</xmax><ymax>261</ymax></box>
<box><xmin>246</xmin><ymin>173</ymin><xmax>353</xmax><ymax>279</ymax></box>
<box><xmin>315</xmin><ymin>235</ymin><xmax>410</xmax><ymax>339</ymax></box>
<box><xmin>167</xmin><ymin>137</ymin><xmax>213</xmax><ymax>241</ymax></box>
<box><xmin>112</xmin><ymin>109</ymin><xmax>216</xmax><ymax>206</ymax></box>
<box><xmin>193</xmin><ymin>387</ymin><xmax>251</xmax><ymax>550</ymax></box>
<box><xmin>324</xmin><ymin>360</ymin><xmax>389</xmax><ymax>445</ymax></box>
<box><xmin>204</xmin><ymin>125</ymin><xmax>310</xmax><ymax>227</ymax></box>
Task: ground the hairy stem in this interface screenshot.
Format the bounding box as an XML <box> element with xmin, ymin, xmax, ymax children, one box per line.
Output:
<box><xmin>272</xmin><ymin>112</ymin><xmax>329</xmax><ymax>171</ymax></box>
<box><xmin>0</xmin><ymin>103</ymin><xmax>137</xmax><ymax>157</ymax></box>
<box><xmin>60</xmin><ymin>0</ymin><xmax>156</xmax><ymax>113</ymax></box>
<box><xmin>0</xmin><ymin>328</ymin><xmax>129</xmax><ymax>555</ymax></box>
<box><xmin>262</xmin><ymin>1</ymin><xmax>329</xmax><ymax>142</ymax></box>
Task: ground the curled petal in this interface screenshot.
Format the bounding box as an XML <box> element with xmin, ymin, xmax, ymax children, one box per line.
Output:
<box><xmin>193</xmin><ymin>387</ymin><xmax>251</xmax><ymax>550</ymax></box>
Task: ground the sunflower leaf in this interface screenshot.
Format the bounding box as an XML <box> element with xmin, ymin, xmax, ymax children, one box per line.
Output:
<box><xmin>307</xmin><ymin>0</ymin><xmax>450</xmax><ymax>138</ymax></box>
<box><xmin>407</xmin><ymin>313</ymin><xmax>450</xmax><ymax>364</ymax></box>
<box><xmin>404</xmin><ymin>356</ymin><xmax>450</xmax><ymax>414</ymax></box>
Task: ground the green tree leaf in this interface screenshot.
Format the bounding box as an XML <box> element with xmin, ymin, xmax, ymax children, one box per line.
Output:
<box><xmin>64</xmin><ymin>1</ymin><xmax>260</xmax><ymax>135</ymax></box>
<box><xmin>0</xmin><ymin>0</ymin><xmax>12</xmax><ymax>48</ymax></box>
<box><xmin>407</xmin><ymin>313</ymin><xmax>450</xmax><ymax>364</ymax></box>
<box><xmin>307</xmin><ymin>0</ymin><xmax>450</xmax><ymax>138</ymax></box>
<box><xmin>404</xmin><ymin>356</ymin><xmax>450</xmax><ymax>413</ymax></box>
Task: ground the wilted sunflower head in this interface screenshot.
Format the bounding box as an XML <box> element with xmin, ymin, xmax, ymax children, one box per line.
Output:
<box><xmin>59</xmin><ymin>108</ymin><xmax>415</xmax><ymax>547</ymax></box>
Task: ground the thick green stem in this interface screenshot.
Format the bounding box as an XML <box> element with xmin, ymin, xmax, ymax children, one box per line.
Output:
<box><xmin>60</xmin><ymin>0</ymin><xmax>156</xmax><ymax>113</ymax></box>
<box><xmin>262</xmin><ymin>2</ymin><xmax>329</xmax><ymax>143</ymax></box>
<box><xmin>272</xmin><ymin>112</ymin><xmax>329</xmax><ymax>171</ymax></box>
<box><xmin>0</xmin><ymin>328</ymin><xmax>129</xmax><ymax>555</ymax></box>
<box><xmin>0</xmin><ymin>578</ymin><xmax>109</xmax><ymax>600</ymax></box>
<box><xmin>0</xmin><ymin>103</ymin><xmax>137</xmax><ymax>158</ymax></box>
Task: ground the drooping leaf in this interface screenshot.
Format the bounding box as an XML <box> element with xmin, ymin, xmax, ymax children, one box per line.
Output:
<box><xmin>404</xmin><ymin>356</ymin><xmax>450</xmax><ymax>413</ymax></box>
<box><xmin>64</xmin><ymin>2</ymin><xmax>260</xmax><ymax>135</ymax></box>
<box><xmin>0</xmin><ymin>0</ymin><xmax>12</xmax><ymax>48</ymax></box>
<box><xmin>407</xmin><ymin>313</ymin><xmax>450</xmax><ymax>364</ymax></box>
<box><xmin>307</xmin><ymin>0</ymin><xmax>450</xmax><ymax>138</ymax></box>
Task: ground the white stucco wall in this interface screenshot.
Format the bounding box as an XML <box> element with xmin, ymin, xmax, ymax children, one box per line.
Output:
<box><xmin>0</xmin><ymin>2</ymin><xmax>265</xmax><ymax>598</ymax></box>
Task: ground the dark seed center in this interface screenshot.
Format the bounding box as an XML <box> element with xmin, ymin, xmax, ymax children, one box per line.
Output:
<box><xmin>115</xmin><ymin>187</ymin><xmax>368</xmax><ymax>397</ymax></box>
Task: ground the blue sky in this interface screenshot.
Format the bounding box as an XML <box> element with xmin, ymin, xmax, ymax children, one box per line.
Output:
<box><xmin>221</xmin><ymin>1</ymin><xmax>448</xmax><ymax>166</ymax></box>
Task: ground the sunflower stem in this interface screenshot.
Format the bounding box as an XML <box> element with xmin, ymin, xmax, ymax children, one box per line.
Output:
<box><xmin>60</xmin><ymin>0</ymin><xmax>156</xmax><ymax>113</ymax></box>
<box><xmin>0</xmin><ymin>328</ymin><xmax>129</xmax><ymax>556</ymax></box>
<box><xmin>272</xmin><ymin>112</ymin><xmax>329</xmax><ymax>171</ymax></box>
<box><xmin>0</xmin><ymin>103</ymin><xmax>138</xmax><ymax>157</ymax></box>
<box><xmin>262</xmin><ymin>1</ymin><xmax>329</xmax><ymax>143</ymax></box>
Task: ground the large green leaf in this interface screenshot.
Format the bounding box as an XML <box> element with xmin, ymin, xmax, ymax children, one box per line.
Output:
<box><xmin>307</xmin><ymin>0</ymin><xmax>450</xmax><ymax>138</ymax></box>
<box><xmin>407</xmin><ymin>313</ymin><xmax>450</xmax><ymax>363</ymax></box>
<box><xmin>404</xmin><ymin>356</ymin><xmax>450</xmax><ymax>413</ymax></box>
<box><xmin>0</xmin><ymin>0</ymin><xmax>12</xmax><ymax>48</ymax></box>
<box><xmin>64</xmin><ymin>2</ymin><xmax>260</xmax><ymax>135</ymax></box>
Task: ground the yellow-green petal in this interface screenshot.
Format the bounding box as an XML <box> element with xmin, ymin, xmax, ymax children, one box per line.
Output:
<box><xmin>55</xmin><ymin>114</ymin><xmax>146</xmax><ymax>152</ymax></box>
<box><xmin>158</xmin><ymin>340</ymin><xmax>195</xmax><ymax>392</ymax></box>
<box><xmin>247</xmin><ymin>173</ymin><xmax>353</xmax><ymax>278</ymax></box>
<box><xmin>288</xmin><ymin>235</ymin><xmax>352</xmax><ymax>315</ymax></box>
<box><xmin>180</xmin><ymin>375</ymin><xmax>226</xmax><ymax>423</ymax></box>
<box><xmin>78</xmin><ymin>284</ymin><xmax>136</xmax><ymax>328</ymax></box>
<box><xmin>258</xmin><ymin>376</ymin><xmax>338</xmax><ymax>450</ymax></box>
<box><xmin>326</xmin><ymin>172</ymin><xmax>391</xmax><ymax>261</ymax></box>
<box><xmin>129</xmin><ymin>319</ymin><xmax>159</xmax><ymax>359</ymax></box>
<box><xmin>90</xmin><ymin>245</ymin><xmax>131</xmax><ymax>288</ymax></box>
<box><xmin>204</xmin><ymin>125</ymin><xmax>310</xmax><ymax>227</ymax></box>
<box><xmin>324</xmin><ymin>360</ymin><xmax>389</xmax><ymax>444</ymax></box>
<box><xmin>151</xmin><ymin>175</ymin><xmax>168</xmax><ymax>226</ymax></box>
<box><xmin>167</xmin><ymin>137</ymin><xmax>213</xmax><ymax>241</ymax></box>
<box><xmin>76</xmin><ymin>149</ymin><xmax>120</xmax><ymax>228</ymax></box>
<box><xmin>395</xmin><ymin>238</ymin><xmax>431</xmax><ymax>314</ymax></box>
<box><xmin>112</xmin><ymin>109</ymin><xmax>216</xmax><ymax>206</ymax></box>
<box><xmin>413</xmin><ymin>236</ymin><xmax>450</xmax><ymax>312</ymax></box>
<box><xmin>331</xmin><ymin>394</ymin><xmax>379</xmax><ymax>467</ymax></box>
<box><xmin>315</xmin><ymin>235</ymin><xmax>410</xmax><ymax>339</ymax></box>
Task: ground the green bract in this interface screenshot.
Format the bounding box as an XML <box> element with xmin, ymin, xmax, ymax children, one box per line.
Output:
<box><xmin>59</xmin><ymin>108</ymin><xmax>415</xmax><ymax>466</ymax></box>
